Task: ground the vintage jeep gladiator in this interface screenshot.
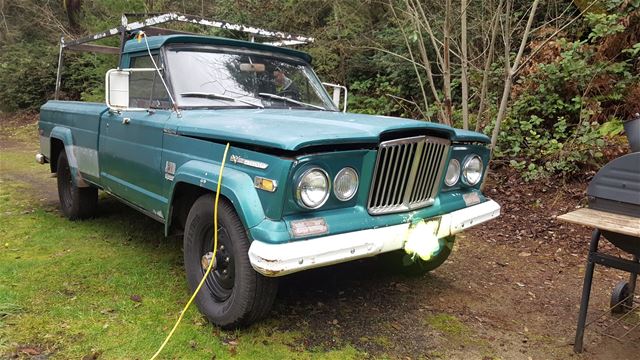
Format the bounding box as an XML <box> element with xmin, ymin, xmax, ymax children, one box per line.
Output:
<box><xmin>37</xmin><ymin>23</ymin><xmax>500</xmax><ymax>328</ymax></box>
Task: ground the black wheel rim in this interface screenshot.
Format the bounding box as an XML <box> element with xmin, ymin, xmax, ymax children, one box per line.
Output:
<box><xmin>200</xmin><ymin>225</ymin><xmax>235</xmax><ymax>302</ymax></box>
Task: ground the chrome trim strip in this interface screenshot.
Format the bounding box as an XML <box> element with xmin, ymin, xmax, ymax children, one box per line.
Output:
<box><xmin>230</xmin><ymin>154</ymin><xmax>269</xmax><ymax>169</ymax></box>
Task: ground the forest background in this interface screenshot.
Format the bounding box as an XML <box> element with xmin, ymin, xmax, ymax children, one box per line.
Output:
<box><xmin>0</xmin><ymin>0</ymin><xmax>638</xmax><ymax>180</ymax></box>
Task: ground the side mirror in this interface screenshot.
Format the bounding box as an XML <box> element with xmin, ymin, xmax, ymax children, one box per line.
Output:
<box><xmin>322</xmin><ymin>82</ymin><xmax>348</xmax><ymax>113</ymax></box>
<box><xmin>105</xmin><ymin>68</ymin><xmax>159</xmax><ymax>111</ymax></box>
<box><xmin>106</xmin><ymin>69</ymin><xmax>130</xmax><ymax>110</ymax></box>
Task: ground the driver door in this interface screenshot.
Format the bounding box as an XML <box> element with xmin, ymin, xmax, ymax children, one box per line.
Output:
<box><xmin>99</xmin><ymin>53</ymin><xmax>172</xmax><ymax>219</ymax></box>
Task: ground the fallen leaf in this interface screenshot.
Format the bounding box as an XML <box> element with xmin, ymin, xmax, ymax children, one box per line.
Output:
<box><xmin>20</xmin><ymin>347</ymin><xmax>41</xmax><ymax>356</ymax></box>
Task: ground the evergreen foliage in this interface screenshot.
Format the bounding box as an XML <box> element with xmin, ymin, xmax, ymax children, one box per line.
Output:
<box><xmin>0</xmin><ymin>0</ymin><xmax>637</xmax><ymax>178</ymax></box>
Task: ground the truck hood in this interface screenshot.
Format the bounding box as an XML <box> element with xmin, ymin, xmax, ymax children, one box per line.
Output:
<box><xmin>175</xmin><ymin>109</ymin><xmax>489</xmax><ymax>151</ymax></box>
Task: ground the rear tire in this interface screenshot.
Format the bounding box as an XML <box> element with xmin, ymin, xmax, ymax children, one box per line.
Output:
<box><xmin>183</xmin><ymin>194</ymin><xmax>278</xmax><ymax>328</ymax></box>
<box><xmin>56</xmin><ymin>151</ymin><xmax>97</xmax><ymax>220</ymax></box>
<box><xmin>381</xmin><ymin>236</ymin><xmax>455</xmax><ymax>276</ymax></box>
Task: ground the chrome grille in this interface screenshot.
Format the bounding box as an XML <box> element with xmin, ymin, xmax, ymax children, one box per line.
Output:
<box><xmin>368</xmin><ymin>136</ymin><xmax>450</xmax><ymax>214</ymax></box>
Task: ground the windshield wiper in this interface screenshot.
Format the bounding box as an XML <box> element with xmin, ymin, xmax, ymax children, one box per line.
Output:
<box><xmin>180</xmin><ymin>92</ymin><xmax>264</xmax><ymax>109</ymax></box>
<box><xmin>257</xmin><ymin>93</ymin><xmax>326</xmax><ymax>111</ymax></box>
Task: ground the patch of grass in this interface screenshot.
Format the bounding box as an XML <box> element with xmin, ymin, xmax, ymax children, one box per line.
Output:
<box><xmin>371</xmin><ymin>335</ymin><xmax>392</xmax><ymax>349</ymax></box>
<box><xmin>0</xmin><ymin>303</ymin><xmax>23</xmax><ymax>319</ymax></box>
<box><xmin>0</xmin><ymin>115</ymin><xmax>39</xmax><ymax>145</ymax></box>
<box><xmin>0</xmin><ymin>149</ymin><xmax>42</xmax><ymax>174</ymax></box>
<box><xmin>424</xmin><ymin>313</ymin><xmax>495</xmax><ymax>356</ymax></box>
<box><xmin>424</xmin><ymin>314</ymin><xmax>469</xmax><ymax>337</ymax></box>
<box><xmin>0</xmin><ymin>152</ymin><xmax>364</xmax><ymax>359</ymax></box>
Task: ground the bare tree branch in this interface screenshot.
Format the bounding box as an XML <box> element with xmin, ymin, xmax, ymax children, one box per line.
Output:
<box><xmin>490</xmin><ymin>0</ymin><xmax>540</xmax><ymax>151</ymax></box>
<box><xmin>475</xmin><ymin>0</ymin><xmax>504</xmax><ymax>132</ymax></box>
<box><xmin>389</xmin><ymin>1</ymin><xmax>432</xmax><ymax>120</ymax></box>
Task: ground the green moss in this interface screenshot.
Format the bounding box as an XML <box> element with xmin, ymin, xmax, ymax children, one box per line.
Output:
<box><xmin>372</xmin><ymin>335</ymin><xmax>392</xmax><ymax>349</ymax></box>
<box><xmin>424</xmin><ymin>314</ymin><xmax>469</xmax><ymax>337</ymax></box>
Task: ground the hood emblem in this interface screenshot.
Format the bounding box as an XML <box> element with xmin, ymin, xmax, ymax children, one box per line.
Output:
<box><xmin>230</xmin><ymin>154</ymin><xmax>268</xmax><ymax>169</ymax></box>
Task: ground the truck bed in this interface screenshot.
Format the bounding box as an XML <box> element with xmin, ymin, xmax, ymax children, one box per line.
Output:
<box><xmin>39</xmin><ymin>101</ymin><xmax>108</xmax><ymax>183</ymax></box>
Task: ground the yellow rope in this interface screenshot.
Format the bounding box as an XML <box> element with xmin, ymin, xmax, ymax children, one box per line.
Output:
<box><xmin>150</xmin><ymin>143</ymin><xmax>230</xmax><ymax>360</ymax></box>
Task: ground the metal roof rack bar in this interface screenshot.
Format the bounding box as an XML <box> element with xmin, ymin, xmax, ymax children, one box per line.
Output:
<box><xmin>63</xmin><ymin>12</ymin><xmax>314</xmax><ymax>48</ymax></box>
<box><xmin>54</xmin><ymin>12</ymin><xmax>314</xmax><ymax>100</ymax></box>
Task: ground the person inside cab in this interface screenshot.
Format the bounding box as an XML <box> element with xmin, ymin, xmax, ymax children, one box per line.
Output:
<box><xmin>273</xmin><ymin>66</ymin><xmax>300</xmax><ymax>100</ymax></box>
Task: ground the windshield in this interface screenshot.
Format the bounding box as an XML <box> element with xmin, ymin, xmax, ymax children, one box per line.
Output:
<box><xmin>165</xmin><ymin>46</ymin><xmax>337</xmax><ymax>111</ymax></box>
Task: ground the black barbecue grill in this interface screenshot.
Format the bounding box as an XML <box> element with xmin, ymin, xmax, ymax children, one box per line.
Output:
<box><xmin>558</xmin><ymin>114</ymin><xmax>640</xmax><ymax>353</ymax></box>
<box><xmin>588</xmin><ymin>152</ymin><xmax>640</xmax><ymax>256</ymax></box>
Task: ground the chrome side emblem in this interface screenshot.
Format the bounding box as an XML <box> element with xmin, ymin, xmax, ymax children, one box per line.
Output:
<box><xmin>230</xmin><ymin>154</ymin><xmax>268</xmax><ymax>169</ymax></box>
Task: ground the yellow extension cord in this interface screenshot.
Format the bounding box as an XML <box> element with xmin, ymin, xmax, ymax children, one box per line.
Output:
<box><xmin>150</xmin><ymin>143</ymin><xmax>230</xmax><ymax>360</ymax></box>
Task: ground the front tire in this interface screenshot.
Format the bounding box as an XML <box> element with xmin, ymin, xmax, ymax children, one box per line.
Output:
<box><xmin>183</xmin><ymin>194</ymin><xmax>278</xmax><ymax>328</ymax></box>
<box><xmin>56</xmin><ymin>151</ymin><xmax>97</xmax><ymax>220</ymax></box>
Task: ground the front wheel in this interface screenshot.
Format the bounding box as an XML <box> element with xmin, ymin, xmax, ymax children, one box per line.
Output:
<box><xmin>183</xmin><ymin>194</ymin><xmax>278</xmax><ymax>328</ymax></box>
<box><xmin>380</xmin><ymin>236</ymin><xmax>455</xmax><ymax>276</ymax></box>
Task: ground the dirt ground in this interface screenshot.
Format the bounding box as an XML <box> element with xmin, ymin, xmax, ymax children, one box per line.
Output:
<box><xmin>1</xmin><ymin>113</ymin><xmax>639</xmax><ymax>359</ymax></box>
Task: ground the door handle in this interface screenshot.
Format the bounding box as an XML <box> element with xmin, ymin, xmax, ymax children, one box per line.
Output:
<box><xmin>122</xmin><ymin>117</ymin><xmax>131</xmax><ymax>125</ymax></box>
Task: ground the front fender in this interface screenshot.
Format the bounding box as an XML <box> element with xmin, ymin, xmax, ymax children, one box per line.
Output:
<box><xmin>50</xmin><ymin>126</ymin><xmax>89</xmax><ymax>187</ymax></box>
<box><xmin>166</xmin><ymin>159</ymin><xmax>267</xmax><ymax>235</ymax></box>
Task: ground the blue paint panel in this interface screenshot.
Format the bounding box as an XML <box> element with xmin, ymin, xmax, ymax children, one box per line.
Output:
<box><xmin>98</xmin><ymin>109</ymin><xmax>171</xmax><ymax>214</ymax></box>
<box><xmin>169</xmin><ymin>160</ymin><xmax>267</xmax><ymax>231</ymax></box>
<box><xmin>40</xmin><ymin>101</ymin><xmax>107</xmax><ymax>185</ymax></box>
<box><xmin>175</xmin><ymin>109</ymin><xmax>489</xmax><ymax>152</ymax></box>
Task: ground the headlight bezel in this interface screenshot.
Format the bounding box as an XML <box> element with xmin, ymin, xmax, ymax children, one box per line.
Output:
<box><xmin>295</xmin><ymin>167</ymin><xmax>331</xmax><ymax>209</ymax></box>
<box><xmin>333</xmin><ymin>167</ymin><xmax>359</xmax><ymax>201</ymax></box>
<box><xmin>461</xmin><ymin>154</ymin><xmax>483</xmax><ymax>186</ymax></box>
<box><xmin>444</xmin><ymin>158</ymin><xmax>461</xmax><ymax>187</ymax></box>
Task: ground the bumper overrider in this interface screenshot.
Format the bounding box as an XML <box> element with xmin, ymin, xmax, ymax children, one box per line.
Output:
<box><xmin>249</xmin><ymin>199</ymin><xmax>500</xmax><ymax>276</ymax></box>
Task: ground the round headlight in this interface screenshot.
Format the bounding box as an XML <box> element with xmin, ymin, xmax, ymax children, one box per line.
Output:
<box><xmin>462</xmin><ymin>155</ymin><xmax>483</xmax><ymax>186</ymax></box>
<box><xmin>334</xmin><ymin>167</ymin><xmax>359</xmax><ymax>201</ymax></box>
<box><xmin>444</xmin><ymin>159</ymin><xmax>461</xmax><ymax>187</ymax></box>
<box><xmin>296</xmin><ymin>168</ymin><xmax>330</xmax><ymax>209</ymax></box>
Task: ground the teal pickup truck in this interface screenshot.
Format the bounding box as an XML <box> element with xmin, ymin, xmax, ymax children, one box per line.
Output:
<box><xmin>37</xmin><ymin>28</ymin><xmax>500</xmax><ymax>328</ymax></box>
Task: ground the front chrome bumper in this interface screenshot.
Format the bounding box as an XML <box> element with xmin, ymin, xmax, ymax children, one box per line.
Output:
<box><xmin>248</xmin><ymin>199</ymin><xmax>501</xmax><ymax>277</ymax></box>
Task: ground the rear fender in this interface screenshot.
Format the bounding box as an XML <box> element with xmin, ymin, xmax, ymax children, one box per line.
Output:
<box><xmin>50</xmin><ymin>126</ymin><xmax>89</xmax><ymax>187</ymax></box>
<box><xmin>166</xmin><ymin>160</ymin><xmax>267</xmax><ymax>236</ymax></box>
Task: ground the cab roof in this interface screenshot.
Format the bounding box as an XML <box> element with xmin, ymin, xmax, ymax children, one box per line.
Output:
<box><xmin>123</xmin><ymin>34</ymin><xmax>313</xmax><ymax>63</ymax></box>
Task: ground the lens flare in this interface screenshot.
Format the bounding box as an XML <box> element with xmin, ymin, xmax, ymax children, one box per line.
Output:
<box><xmin>403</xmin><ymin>220</ymin><xmax>442</xmax><ymax>261</ymax></box>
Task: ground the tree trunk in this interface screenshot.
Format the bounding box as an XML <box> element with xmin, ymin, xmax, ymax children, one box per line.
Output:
<box><xmin>460</xmin><ymin>0</ymin><xmax>469</xmax><ymax>130</ymax></box>
<box><xmin>442</xmin><ymin>0</ymin><xmax>452</xmax><ymax>125</ymax></box>
<box><xmin>64</xmin><ymin>0</ymin><xmax>82</xmax><ymax>31</ymax></box>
